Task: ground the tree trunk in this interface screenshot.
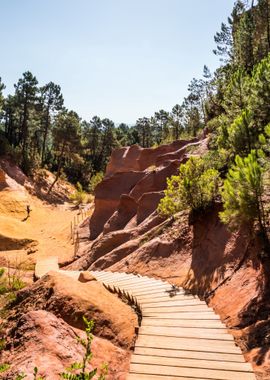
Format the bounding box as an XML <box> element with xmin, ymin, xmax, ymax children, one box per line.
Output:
<box><xmin>47</xmin><ymin>143</ymin><xmax>65</xmax><ymax>195</ymax></box>
<box><xmin>21</xmin><ymin>100</ymin><xmax>28</xmax><ymax>160</ymax></box>
<box><xmin>41</xmin><ymin>108</ymin><xmax>50</xmax><ymax>165</ymax></box>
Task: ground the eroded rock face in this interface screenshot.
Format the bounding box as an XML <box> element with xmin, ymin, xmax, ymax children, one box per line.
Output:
<box><xmin>12</xmin><ymin>271</ymin><xmax>137</xmax><ymax>349</ymax></box>
<box><xmin>89</xmin><ymin>139</ymin><xmax>204</xmax><ymax>241</ymax></box>
<box><xmin>106</xmin><ymin>145</ymin><xmax>142</xmax><ymax>176</ymax></box>
<box><xmin>103</xmin><ymin>195</ymin><xmax>138</xmax><ymax>234</ymax></box>
<box><xmin>90</xmin><ymin>171</ymin><xmax>145</xmax><ymax>239</ymax></box>
<box><xmin>1</xmin><ymin>310</ymin><xmax>130</xmax><ymax>380</ymax></box>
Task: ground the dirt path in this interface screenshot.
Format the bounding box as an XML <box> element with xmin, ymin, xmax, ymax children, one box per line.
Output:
<box><xmin>0</xmin><ymin>187</ymin><xmax>89</xmax><ymax>273</ymax></box>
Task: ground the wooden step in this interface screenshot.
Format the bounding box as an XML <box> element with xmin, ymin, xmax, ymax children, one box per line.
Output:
<box><xmin>141</xmin><ymin>318</ymin><xmax>225</xmax><ymax>329</ymax></box>
<box><xmin>127</xmin><ymin>374</ymin><xmax>212</xmax><ymax>380</ymax></box>
<box><xmin>139</xmin><ymin>326</ymin><xmax>233</xmax><ymax>340</ymax></box>
<box><xmin>143</xmin><ymin>305</ymin><xmax>210</xmax><ymax>313</ymax></box>
<box><xmin>61</xmin><ymin>270</ymin><xmax>255</xmax><ymax>379</ymax></box>
<box><xmin>127</xmin><ymin>375</ymin><xmax>212</xmax><ymax>380</ymax></box>
<box><xmin>143</xmin><ymin>312</ymin><xmax>219</xmax><ymax>320</ymax></box>
<box><xmin>141</xmin><ymin>299</ymin><xmax>206</xmax><ymax>307</ymax></box>
<box><xmin>129</xmin><ymin>363</ymin><xmax>255</xmax><ymax>380</ymax></box>
<box><xmin>134</xmin><ymin>347</ymin><xmax>247</xmax><ymax>363</ymax></box>
<box><xmin>131</xmin><ymin>354</ymin><xmax>253</xmax><ymax>372</ymax></box>
<box><xmin>136</xmin><ymin>293</ymin><xmax>199</xmax><ymax>302</ymax></box>
<box><xmin>136</xmin><ymin>335</ymin><xmax>241</xmax><ymax>354</ymax></box>
<box><xmin>131</xmin><ymin>287</ymin><xmax>183</xmax><ymax>296</ymax></box>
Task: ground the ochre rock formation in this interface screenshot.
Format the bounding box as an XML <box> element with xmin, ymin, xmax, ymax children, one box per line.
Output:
<box><xmin>12</xmin><ymin>271</ymin><xmax>137</xmax><ymax>349</ymax></box>
<box><xmin>2</xmin><ymin>310</ymin><xmax>130</xmax><ymax>380</ymax></box>
<box><xmin>89</xmin><ymin>138</ymin><xmax>202</xmax><ymax>240</ymax></box>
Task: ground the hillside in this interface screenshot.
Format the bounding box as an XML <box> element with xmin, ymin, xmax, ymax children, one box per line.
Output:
<box><xmin>0</xmin><ymin>159</ymin><xmax>80</xmax><ymax>274</ymax></box>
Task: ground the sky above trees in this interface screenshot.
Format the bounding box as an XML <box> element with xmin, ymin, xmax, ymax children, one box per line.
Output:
<box><xmin>1</xmin><ymin>0</ymin><xmax>235</xmax><ymax>124</ymax></box>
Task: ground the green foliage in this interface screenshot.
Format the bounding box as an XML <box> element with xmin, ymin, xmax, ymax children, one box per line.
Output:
<box><xmin>220</xmin><ymin>150</ymin><xmax>266</xmax><ymax>229</ymax></box>
<box><xmin>227</xmin><ymin>109</ymin><xmax>254</xmax><ymax>155</ymax></box>
<box><xmin>249</xmin><ymin>54</ymin><xmax>270</xmax><ymax>127</ymax></box>
<box><xmin>61</xmin><ymin>317</ymin><xmax>108</xmax><ymax>380</ymax></box>
<box><xmin>33</xmin><ymin>366</ymin><xmax>46</xmax><ymax>380</ymax></box>
<box><xmin>158</xmin><ymin>157</ymin><xmax>220</xmax><ymax>216</ymax></box>
<box><xmin>70</xmin><ymin>183</ymin><xmax>89</xmax><ymax>205</ymax></box>
<box><xmin>89</xmin><ymin>172</ymin><xmax>104</xmax><ymax>194</ymax></box>
<box><xmin>15</xmin><ymin>374</ymin><xmax>26</xmax><ymax>380</ymax></box>
<box><xmin>0</xmin><ymin>265</ymin><xmax>25</xmax><ymax>295</ymax></box>
<box><xmin>0</xmin><ymin>363</ymin><xmax>10</xmax><ymax>373</ymax></box>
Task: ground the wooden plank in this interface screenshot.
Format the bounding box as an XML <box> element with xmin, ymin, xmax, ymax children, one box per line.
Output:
<box><xmin>127</xmin><ymin>374</ymin><xmax>212</xmax><ymax>380</ymax></box>
<box><xmin>127</xmin><ymin>375</ymin><xmax>211</xmax><ymax>380</ymax></box>
<box><xmin>92</xmin><ymin>271</ymin><xmax>127</xmax><ymax>279</ymax></box>
<box><xmin>143</xmin><ymin>305</ymin><xmax>211</xmax><ymax>313</ymax></box>
<box><xmin>139</xmin><ymin>326</ymin><xmax>233</xmax><ymax>340</ymax></box>
<box><xmin>131</xmin><ymin>354</ymin><xmax>253</xmax><ymax>372</ymax></box>
<box><xmin>103</xmin><ymin>277</ymin><xmax>164</xmax><ymax>286</ymax></box>
<box><xmin>141</xmin><ymin>318</ymin><xmax>225</xmax><ymax>329</ymax></box>
<box><xmin>105</xmin><ymin>282</ymin><xmax>170</xmax><ymax>291</ymax></box>
<box><xmin>94</xmin><ymin>273</ymin><xmax>128</xmax><ymax>281</ymax></box>
<box><xmin>129</xmin><ymin>363</ymin><xmax>255</xmax><ymax>380</ymax></box>
<box><xmin>143</xmin><ymin>312</ymin><xmax>219</xmax><ymax>320</ymax></box>
<box><xmin>137</xmin><ymin>294</ymin><xmax>200</xmax><ymax>302</ymax></box>
<box><xmin>142</xmin><ymin>299</ymin><xmax>206</xmax><ymax>307</ymax></box>
<box><xmin>136</xmin><ymin>335</ymin><xmax>241</xmax><ymax>354</ymax></box>
<box><xmin>132</xmin><ymin>288</ymin><xmax>183</xmax><ymax>296</ymax></box>
<box><xmin>103</xmin><ymin>280</ymin><xmax>164</xmax><ymax>289</ymax></box>
<box><xmin>134</xmin><ymin>347</ymin><xmax>247</xmax><ymax>363</ymax></box>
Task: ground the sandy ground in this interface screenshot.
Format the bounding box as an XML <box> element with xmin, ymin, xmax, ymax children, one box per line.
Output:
<box><xmin>0</xmin><ymin>186</ymin><xmax>90</xmax><ymax>273</ymax></box>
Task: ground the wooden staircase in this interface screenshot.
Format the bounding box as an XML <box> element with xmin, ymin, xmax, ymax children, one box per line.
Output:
<box><xmin>60</xmin><ymin>269</ymin><xmax>255</xmax><ymax>380</ymax></box>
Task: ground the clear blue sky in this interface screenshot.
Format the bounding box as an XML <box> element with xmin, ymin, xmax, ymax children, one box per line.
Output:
<box><xmin>1</xmin><ymin>0</ymin><xmax>235</xmax><ymax>124</ymax></box>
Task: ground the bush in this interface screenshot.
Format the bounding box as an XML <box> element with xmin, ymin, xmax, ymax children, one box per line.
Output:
<box><xmin>0</xmin><ymin>262</ymin><xmax>26</xmax><ymax>296</ymax></box>
<box><xmin>89</xmin><ymin>172</ymin><xmax>104</xmax><ymax>194</ymax></box>
<box><xmin>70</xmin><ymin>183</ymin><xmax>88</xmax><ymax>205</ymax></box>
<box><xmin>158</xmin><ymin>156</ymin><xmax>220</xmax><ymax>216</ymax></box>
<box><xmin>61</xmin><ymin>317</ymin><xmax>107</xmax><ymax>380</ymax></box>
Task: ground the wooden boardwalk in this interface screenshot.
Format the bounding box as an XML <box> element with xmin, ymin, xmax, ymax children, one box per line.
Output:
<box><xmin>60</xmin><ymin>270</ymin><xmax>255</xmax><ymax>380</ymax></box>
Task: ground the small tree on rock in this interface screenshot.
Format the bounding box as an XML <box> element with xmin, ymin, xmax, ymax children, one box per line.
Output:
<box><xmin>220</xmin><ymin>149</ymin><xmax>270</xmax><ymax>257</ymax></box>
<box><xmin>158</xmin><ymin>157</ymin><xmax>220</xmax><ymax>216</ymax></box>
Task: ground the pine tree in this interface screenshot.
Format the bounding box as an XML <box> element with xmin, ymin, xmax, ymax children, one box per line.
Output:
<box><xmin>0</xmin><ymin>78</ymin><xmax>5</xmax><ymax>113</ymax></box>
<box><xmin>136</xmin><ymin>117</ymin><xmax>153</xmax><ymax>147</ymax></box>
<box><xmin>220</xmin><ymin>150</ymin><xmax>270</xmax><ymax>255</ymax></box>
<box><xmin>213</xmin><ymin>22</ymin><xmax>233</xmax><ymax>62</ymax></box>
<box><xmin>170</xmin><ymin>104</ymin><xmax>184</xmax><ymax>140</ymax></box>
<box><xmin>154</xmin><ymin>110</ymin><xmax>169</xmax><ymax>144</ymax></box>
<box><xmin>14</xmin><ymin>71</ymin><xmax>38</xmax><ymax>169</ymax></box>
<box><xmin>249</xmin><ymin>54</ymin><xmax>270</xmax><ymax>128</ymax></box>
<box><xmin>48</xmin><ymin>110</ymin><xmax>82</xmax><ymax>193</ymax></box>
<box><xmin>39</xmin><ymin>82</ymin><xmax>64</xmax><ymax>165</ymax></box>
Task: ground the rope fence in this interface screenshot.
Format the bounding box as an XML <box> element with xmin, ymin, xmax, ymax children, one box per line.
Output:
<box><xmin>70</xmin><ymin>206</ymin><xmax>93</xmax><ymax>257</ymax></box>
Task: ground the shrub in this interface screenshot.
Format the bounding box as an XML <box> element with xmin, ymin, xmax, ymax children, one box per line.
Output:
<box><xmin>0</xmin><ymin>363</ymin><xmax>10</xmax><ymax>373</ymax></box>
<box><xmin>61</xmin><ymin>317</ymin><xmax>108</xmax><ymax>380</ymax></box>
<box><xmin>0</xmin><ymin>261</ymin><xmax>26</xmax><ymax>296</ymax></box>
<box><xmin>70</xmin><ymin>183</ymin><xmax>88</xmax><ymax>205</ymax></box>
<box><xmin>89</xmin><ymin>172</ymin><xmax>104</xmax><ymax>194</ymax></box>
<box><xmin>158</xmin><ymin>156</ymin><xmax>220</xmax><ymax>216</ymax></box>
